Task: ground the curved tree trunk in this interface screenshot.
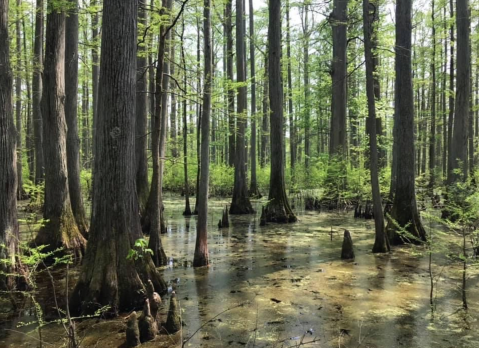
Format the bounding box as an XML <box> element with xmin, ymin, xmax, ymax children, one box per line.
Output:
<box><xmin>263</xmin><ymin>0</ymin><xmax>297</xmax><ymax>224</ymax></box>
<box><xmin>230</xmin><ymin>0</ymin><xmax>254</xmax><ymax>215</ymax></box>
<box><xmin>193</xmin><ymin>0</ymin><xmax>212</xmax><ymax>267</ymax></box>
<box><xmin>36</xmin><ymin>0</ymin><xmax>85</xmax><ymax>258</ymax></box>
<box><xmin>136</xmin><ymin>0</ymin><xmax>150</xmax><ymax>213</ymax></box>
<box><xmin>70</xmin><ymin>0</ymin><xmax>166</xmax><ymax>316</ymax></box>
<box><xmin>0</xmin><ymin>0</ymin><xmax>22</xmax><ymax>290</ymax></box>
<box><xmin>33</xmin><ymin>0</ymin><xmax>44</xmax><ymax>184</ymax></box>
<box><xmin>363</xmin><ymin>0</ymin><xmax>389</xmax><ymax>253</ymax></box>
<box><xmin>65</xmin><ymin>0</ymin><xmax>88</xmax><ymax>237</ymax></box>
<box><xmin>386</xmin><ymin>0</ymin><xmax>426</xmax><ymax>245</ymax></box>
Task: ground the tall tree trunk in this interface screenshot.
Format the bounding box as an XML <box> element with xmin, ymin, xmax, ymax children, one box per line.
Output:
<box><xmin>448</xmin><ymin>0</ymin><xmax>469</xmax><ymax>184</ymax></box>
<box><xmin>230</xmin><ymin>0</ymin><xmax>254</xmax><ymax>214</ymax></box>
<box><xmin>363</xmin><ymin>0</ymin><xmax>389</xmax><ymax>253</ymax></box>
<box><xmin>136</xmin><ymin>0</ymin><xmax>150</xmax><ymax>213</ymax></box>
<box><xmin>226</xmin><ymin>0</ymin><xmax>235</xmax><ymax>167</ymax></box>
<box><xmin>15</xmin><ymin>0</ymin><xmax>25</xmax><ymax>199</ymax></box>
<box><xmin>286</xmin><ymin>0</ymin><xmax>295</xmax><ymax>172</ymax></box>
<box><xmin>193</xmin><ymin>0</ymin><xmax>212</xmax><ymax>267</ymax></box>
<box><xmin>181</xmin><ymin>18</ymin><xmax>191</xmax><ymax>216</ymax></box>
<box><xmin>33</xmin><ymin>0</ymin><xmax>44</xmax><ymax>184</ymax></box>
<box><xmin>261</xmin><ymin>54</ymin><xmax>269</xmax><ymax>168</ymax></box>
<box><xmin>442</xmin><ymin>4</ymin><xmax>447</xmax><ymax>178</ymax></box>
<box><xmin>145</xmin><ymin>0</ymin><xmax>173</xmax><ymax>266</ymax></box>
<box><xmin>170</xmin><ymin>45</ymin><xmax>178</xmax><ymax>158</ymax></box>
<box><xmin>386</xmin><ymin>0</ymin><xmax>426</xmax><ymax>245</ymax></box>
<box><xmin>70</xmin><ymin>0</ymin><xmax>166</xmax><ymax>316</ymax></box>
<box><xmin>329</xmin><ymin>0</ymin><xmax>348</xmax><ymax>156</ymax></box>
<box><xmin>91</xmin><ymin>0</ymin><xmax>99</xmax><ymax>160</ymax></box>
<box><xmin>65</xmin><ymin>0</ymin><xmax>88</xmax><ymax>236</ymax></box>
<box><xmin>262</xmin><ymin>0</ymin><xmax>297</xmax><ymax>224</ymax></box>
<box><xmin>0</xmin><ymin>0</ymin><xmax>22</xmax><ymax>290</ymax></box>
<box><xmin>302</xmin><ymin>3</ymin><xmax>310</xmax><ymax>168</ymax></box>
<box><xmin>36</xmin><ymin>0</ymin><xmax>86</xmax><ymax>257</ymax></box>
<box><xmin>446</xmin><ymin>0</ymin><xmax>454</xmax><ymax>182</ymax></box>
<box><xmin>249</xmin><ymin>0</ymin><xmax>260</xmax><ymax>198</ymax></box>
<box><xmin>429</xmin><ymin>0</ymin><xmax>437</xmax><ymax>190</ymax></box>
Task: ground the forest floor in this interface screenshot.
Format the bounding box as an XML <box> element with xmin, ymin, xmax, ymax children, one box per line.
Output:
<box><xmin>1</xmin><ymin>195</ymin><xmax>479</xmax><ymax>348</ymax></box>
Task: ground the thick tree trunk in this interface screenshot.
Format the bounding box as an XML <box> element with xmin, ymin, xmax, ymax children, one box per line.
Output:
<box><xmin>33</xmin><ymin>0</ymin><xmax>44</xmax><ymax>184</ymax></box>
<box><xmin>226</xmin><ymin>0</ymin><xmax>235</xmax><ymax>167</ymax></box>
<box><xmin>193</xmin><ymin>0</ymin><xmax>212</xmax><ymax>267</ymax></box>
<box><xmin>263</xmin><ymin>0</ymin><xmax>297</xmax><ymax>224</ymax></box>
<box><xmin>136</xmin><ymin>0</ymin><xmax>150</xmax><ymax>213</ymax></box>
<box><xmin>386</xmin><ymin>0</ymin><xmax>426</xmax><ymax>245</ymax></box>
<box><xmin>230</xmin><ymin>0</ymin><xmax>254</xmax><ymax>215</ymax></box>
<box><xmin>448</xmin><ymin>0</ymin><xmax>470</xmax><ymax>183</ymax></box>
<box><xmin>36</xmin><ymin>1</ymin><xmax>86</xmax><ymax>257</ymax></box>
<box><xmin>70</xmin><ymin>0</ymin><xmax>166</xmax><ymax>316</ymax></box>
<box><xmin>65</xmin><ymin>0</ymin><xmax>88</xmax><ymax>237</ymax></box>
<box><xmin>329</xmin><ymin>0</ymin><xmax>348</xmax><ymax>156</ymax></box>
<box><xmin>0</xmin><ymin>0</ymin><xmax>21</xmax><ymax>290</ymax></box>
<box><xmin>363</xmin><ymin>0</ymin><xmax>389</xmax><ymax>253</ymax></box>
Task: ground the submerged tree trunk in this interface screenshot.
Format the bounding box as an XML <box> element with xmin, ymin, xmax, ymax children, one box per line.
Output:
<box><xmin>65</xmin><ymin>0</ymin><xmax>88</xmax><ymax>236</ymax></box>
<box><xmin>0</xmin><ymin>0</ymin><xmax>21</xmax><ymax>290</ymax></box>
<box><xmin>36</xmin><ymin>0</ymin><xmax>86</xmax><ymax>257</ymax></box>
<box><xmin>386</xmin><ymin>0</ymin><xmax>426</xmax><ymax>245</ymax></box>
<box><xmin>193</xmin><ymin>0</ymin><xmax>212</xmax><ymax>267</ymax></box>
<box><xmin>363</xmin><ymin>0</ymin><xmax>389</xmax><ymax>253</ymax></box>
<box><xmin>136</xmin><ymin>0</ymin><xmax>150</xmax><ymax>213</ymax></box>
<box><xmin>33</xmin><ymin>0</ymin><xmax>44</xmax><ymax>184</ymax></box>
<box><xmin>263</xmin><ymin>0</ymin><xmax>297</xmax><ymax>224</ymax></box>
<box><xmin>70</xmin><ymin>0</ymin><xmax>166</xmax><ymax>316</ymax></box>
<box><xmin>230</xmin><ymin>0</ymin><xmax>254</xmax><ymax>215</ymax></box>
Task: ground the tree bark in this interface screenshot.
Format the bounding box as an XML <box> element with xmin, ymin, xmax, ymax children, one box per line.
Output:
<box><xmin>70</xmin><ymin>0</ymin><xmax>166</xmax><ymax>316</ymax></box>
<box><xmin>0</xmin><ymin>0</ymin><xmax>21</xmax><ymax>290</ymax></box>
<box><xmin>261</xmin><ymin>54</ymin><xmax>269</xmax><ymax>168</ymax></box>
<box><xmin>65</xmin><ymin>0</ymin><xmax>88</xmax><ymax>236</ymax></box>
<box><xmin>36</xmin><ymin>0</ymin><xmax>86</xmax><ymax>257</ymax></box>
<box><xmin>386</xmin><ymin>0</ymin><xmax>426</xmax><ymax>245</ymax></box>
<box><xmin>193</xmin><ymin>0</ymin><xmax>212</xmax><ymax>267</ymax></box>
<box><xmin>302</xmin><ymin>3</ymin><xmax>311</xmax><ymax>168</ymax></box>
<box><xmin>286</xmin><ymin>0</ymin><xmax>295</xmax><ymax>172</ymax></box>
<box><xmin>15</xmin><ymin>0</ymin><xmax>25</xmax><ymax>199</ymax></box>
<box><xmin>230</xmin><ymin>0</ymin><xmax>254</xmax><ymax>215</ymax></box>
<box><xmin>429</xmin><ymin>0</ymin><xmax>436</xmax><ymax>189</ymax></box>
<box><xmin>181</xmin><ymin>19</ymin><xmax>191</xmax><ymax>216</ymax></box>
<box><xmin>363</xmin><ymin>0</ymin><xmax>389</xmax><ymax>253</ymax></box>
<box><xmin>263</xmin><ymin>0</ymin><xmax>297</xmax><ymax>224</ymax></box>
<box><xmin>226</xmin><ymin>0</ymin><xmax>235</xmax><ymax>167</ymax></box>
<box><xmin>33</xmin><ymin>0</ymin><xmax>44</xmax><ymax>184</ymax></box>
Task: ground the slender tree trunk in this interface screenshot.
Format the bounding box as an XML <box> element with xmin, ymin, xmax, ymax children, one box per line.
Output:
<box><xmin>447</xmin><ymin>0</ymin><xmax>454</xmax><ymax>182</ymax></box>
<box><xmin>363</xmin><ymin>0</ymin><xmax>389</xmax><ymax>253</ymax></box>
<box><xmin>15</xmin><ymin>0</ymin><xmax>25</xmax><ymax>199</ymax></box>
<box><xmin>429</xmin><ymin>0</ymin><xmax>436</xmax><ymax>189</ymax></box>
<box><xmin>70</xmin><ymin>0</ymin><xmax>166</xmax><ymax>316</ymax></box>
<box><xmin>226</xmin><ymin>0</ymin><xmax>235</xmax><ymax>167</ymax></box>
<box><xmin>261</xmin><ymin>54</ymin><xmax>269</xmax><ymax>168</ymax></box>
<box><xmin>65</xmin><ymin>0</ymin><xmax>88</xmax><ymax>236</ymax></box>
<box><xmin>91</xmin><ymin>0</ymin><xmax>99</xmax><ymax>159</ymax></box>
<box><xmin>33</xmin><ymin>0</ymin><xmax>44</xmax><ymax>184</ymax></box>
<box><xmin>262</xmin><ymin>0</ymin><xmax>297</xmax><ymax>224</ymax></box>
<box><xmin>386</xmin><ymin>0</ymin><xmax>426</xmax><ymax>245</ymax></box>
<box><xmin>36</xmin><ymin>0</ymin><xmax>86</xmax><ymax>257</ymax></box>
<box><xmin>22</xmin><ymin>19</ymin><xmax>34</xmax><ymax>183</ymax></box>
<box><xmin>302</xmin><ymin>4</ymin><xmax>310</xmax><ymax>168</ymax></box>
<box><xmin>0</xmin><ymin>0</ymin><xmax>22</xmax><ymax>290</ymax></box>
<box><xmin>230</xmin><ymin>0</ymin><xmax>254</xmax><ymax>215</ymax></box>
<box><xmin>286</xmin><ymin>0</ymin><xmax>295</xmax><ymax>172</ymax></box>
<box><xmin>442</xmin><ymin>4</ymin><xmax>447</xmax><ymax>178</ymax></box>
<box><xmin>170</xmin><ymin>45</ymin><xmax>178</xmax><ymax>158</ymax></box>
<box><xmin>181</xmin><ymin>19</ymin><xmax>191</xmax><ymax>216</ymax></box>
<box><xmin>136</xmin><ymin>0</ymin><xmax>150</xmax><ymax>213</ymax></box>
<box><xmin>193</xmin><ymin>0</ymin><xmax>212</xmax><ymax>267</ymax></box>
<box><xmin>145</xmin><ymin>0</ymin><xmax>173</xmax><ymax>266</ymax></box>
<box><xmin>249</xmin><ymin>0</ymin><xmax>260</xmax><ymax>198</ymax></box>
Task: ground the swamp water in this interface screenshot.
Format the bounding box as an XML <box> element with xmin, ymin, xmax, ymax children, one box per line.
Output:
<box><xmin>1</xmin><ymin>196</ymin><xmax>478</xmax><ymax>347</ymax></box>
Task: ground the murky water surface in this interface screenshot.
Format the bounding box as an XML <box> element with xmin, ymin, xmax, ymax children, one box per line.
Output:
<box><xmin>1</xmin><ymin>196</ymin><xmax>478</xmax><ymax>347</ymax></box>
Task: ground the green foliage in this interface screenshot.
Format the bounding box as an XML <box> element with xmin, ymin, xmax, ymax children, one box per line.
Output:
<box><xmin>127</xmin><ymin>238</ymin><xmax>153</xmax><ymax>261</ymax></box>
